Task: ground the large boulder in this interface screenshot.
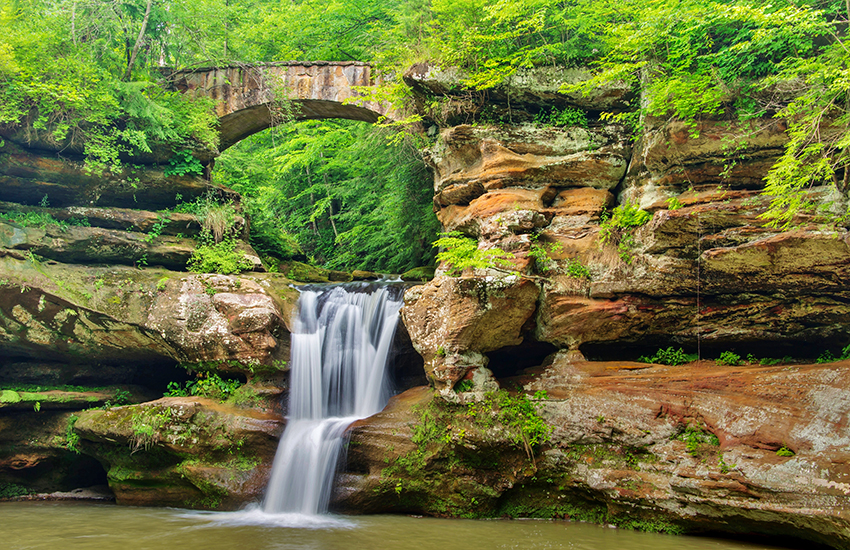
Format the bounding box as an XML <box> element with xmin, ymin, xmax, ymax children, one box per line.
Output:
<box><xmin>0</xmin><ymin>254</ymin><xmax>296</xmax><ymax>373</ymax></box>
<box><xmin>401</xmin><ymin>275</ymin><xmax>539</xmax><ymax>390</ymax></box>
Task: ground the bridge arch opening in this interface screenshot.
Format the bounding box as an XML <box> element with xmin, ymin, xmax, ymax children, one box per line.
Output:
<box><xmin>209</xmin><ymin>118</ymin><xmax>438</xmax><ymax>275</ymax></box>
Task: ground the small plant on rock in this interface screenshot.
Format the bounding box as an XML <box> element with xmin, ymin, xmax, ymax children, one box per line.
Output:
<box><xmin>528</xmin><ymin>238</ymin><xmax>563</xmax><ymax>274</ymax></box>
<box><xmin>676</xmin><ymin>423</ymin><xmax>719</xmax><ymax>457</ymax></box>
<box><xmin>433</xmin><ymin>231</ymin><xmax>515</xmax><ymax>276</ymax></box>
<box><xmin>715</xmin><ymin>351</ymin><xmax>741</xmax><ymax>366</ymax></box>
<box><xmin>454</xmin><ymin>379</ymin><xmax>474</xmax><ymax>393</ymax></box>
<box><xmin>565</xmin><ymin>258</ymin><xmax>591</xmax><ymax>279</ymax></box>
<box><xmin>535</xmin><ymin>106</ymin><xmax>588</xmax><ymax>128</ymax></box>
<box><xmin>816</xmin><ymin>344</ymin><xmax>850</xmax><ymax>364</ymax></box>
<box><xmin>164</xmin><ymin>372</ymin><xmax>242</xmax><ymax>401</ymax></box>
<box><xmin>599</xmin><ymin>202</ymin><xmax>651</xmax><ymax>264</ymax></box>
<box><xmin>776</xmin><ymin>445</ymin><xmax>795</xmax><ymax>457</ymax></box>
<box><xmin>188</xmin><ymin>234</ymin><xmax>253</xmax><ymax>275</ymax></box>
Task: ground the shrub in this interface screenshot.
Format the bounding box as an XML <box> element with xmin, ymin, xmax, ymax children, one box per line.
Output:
<box><xmin>638</xmin><ymin>347</ymin><xmax>697</xmax><ymax>366</ymax></box>
<box><xmin>715</xmin><ymin>351</ymin><xmax>741</xmax><ymax>366</ymax></box>
<box><xmin>164</xmin><ymin>373</ymin><xmax>242</xmax><ymax>401</ymax></box>
<box><xmin>187</xmin><ymin>237</ymin><xmax>253</xmax><ymax>275</ymax></box>
<box><xmin>535</xmin><ymin>106</ymin><xmax>588</xmax><ymax>128</ymax></box>
<box><xmin>677</xmin><ymin>423</ymin><xmax>719</xmax><ymax>457</ymax></box>
<box><xmin>816</xmin><ymin>344</ymin><xmax>850</xmax><ymax>364</ymax></box>
<box><xmin>565</xmin><ymin>258</ymin><xmax>591</xmax><ymax>279</ymax></box>
<box><xmin>599</xmin><ymin>202</ymin><xmax>651</xmax><ymax>264</ymax></box>
<box><xmin>164</xmin><ymin>150</ymin><xmax>204</xmax><ymax>177</ymax></box>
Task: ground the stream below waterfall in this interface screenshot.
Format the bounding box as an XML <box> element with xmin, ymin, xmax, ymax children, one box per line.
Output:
<box><xmin>0</xmin><ymin>501</ymin><xmax>793</xmax><ymax>550</ymax></box>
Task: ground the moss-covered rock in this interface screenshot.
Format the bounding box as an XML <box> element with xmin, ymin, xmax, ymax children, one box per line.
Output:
<box><xmin>74</xmin><ymin>396</ymin><xmax>283</xmax><ymax>509</ymax></box>
<box><xmin>0</xmin><ymin>255</ymin><xmax>297</xmax><ymax>376</ymax></box>
<box><xmin>400</xmin><ymin>266</ymin><xmax>435</xmax><ymax>282</ymax></box>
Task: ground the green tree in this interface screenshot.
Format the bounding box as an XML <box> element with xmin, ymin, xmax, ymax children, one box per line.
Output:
<box><xmin>213</xmin><ymin>120</ymin><xmax>439</xmax><ymax>273</ymax></box>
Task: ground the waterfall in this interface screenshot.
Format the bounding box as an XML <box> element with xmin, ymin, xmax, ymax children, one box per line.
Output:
<box><xmin>262</xmin><ymin>283</ymin><xmax>403</xmax><ymax>516</ymax></box>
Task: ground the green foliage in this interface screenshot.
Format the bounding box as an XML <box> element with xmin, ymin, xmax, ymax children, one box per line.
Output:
<box><xmin>776</xmin><ymin>445</ymin><xmax>795</xmax><ymax>457</ymax></box>
<box><xmin>0</xmin><ymin>0</ymin><xmax>221</xmax><ymax>173</ymax></box>
<box><xmin>0</xmin><ymin>483</ymin><xmax>30</xmax><ymax>499</ymax></box>
<box><xmin>0</xmin><ymin>207</ymin><xmax>91</xmax><ymax>231</ymax></box>
<box><xmin>187</xmin><ymin>236</ymin><xmax>253</xmax><ymax>275</ymax></box>
<box><xmin>676</xmin><ymin>423</ymin><xmax>720</xmax><ymax>457</ymax></box>
<box><xmin>715</xmin><ymin>351</ymin><xmax>741</xmax><ymax>366</ymax></box>
<box><xmin>130</xmin><ymin>406</ymin><xmax>173</xmax><ymax>451</ymax></box>
<box><xmin>564</xmin><ymin>258</ymin><xmax>591</xmax><ymax>279</ymax></box>
<box><xmin>600</xmin><ymin>202</ymin><xmax>652</xmax><ymax>234</ymax></box>
<box><xmin>466</xmin><ymin>390</ymin><xmax>552</xmax><ymax>460</ymax></box>
<box><xmin>746</xmin><ymin>353</ymin><xmax>785</xmax><ymax>366</ymax></box>
<box><xmin>535</xmin><ymin>106</ymin><xmax>588</xmax><ymax>128</ymax></box>
<box><xmin>816</xmin><ymin>344</ymin><xmax>850</xmax><ymax>363</ymax></box>
<box><xmin>639</xmin><ymin>347</ymin><xmax>697</xmax><ymax>366</ymax></box>
<box><xmin>759</xmin><ymin>37</ymin><xmax>850</xmax><ymax>228</ymax></box>
<box><xmin>164</xmin><ymin>150</ymin><xmax>204</xmax><ymax>177</ymax></box>
<box><xmin>213</xmin><ymin>120</ymin><xmax>438</xmax><ymax>273</ymax></box>
<box><xmin>454</xmin><ymin>379</ymin><xmax>474</xmax><ymax>393</ymax></box>
<box><xmin>527</xmin><ymin>239</ymin><xmax>563</xmax><ymax>274</ymax></box>
<box><xmin>434</xmin><ymin>231</ymin><xmax>515</xmax><ymax>276</ymax></box>
<box><xmin>102</xmin><ymin>389</ymin><xmax>132</xmax><ymax>408</ymax></box>
<box><xmin>165</xmin><ymin>373</ymin><xmax>242</xmax><ymax>401</ymax></box>
<box><xmin>599</xmin><ymin>202</ymin><xmax>651</xmax><ymax>264</ymax></box>
<box><xmin>666</xmin><ymin>197</ymin><xmax>684</xmax><ymax>210</ymax></box>
<box><xmin>66</xmin><ymin>414</ymin><xmax>81</xmax><ymax>453</ymax></box>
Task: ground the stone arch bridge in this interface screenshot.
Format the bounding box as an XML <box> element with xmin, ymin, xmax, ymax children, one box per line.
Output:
<box><xmin>169</xmin><ymin>62</ymin><xmax>391</xmax><ymax>151</ymax></box>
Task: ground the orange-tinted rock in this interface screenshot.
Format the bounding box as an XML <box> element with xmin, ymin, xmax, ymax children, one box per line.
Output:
<box><xmin>334</xmin><ymin>359</ymin><xmax>850</xmax><ymax>548</ymax></box>
<box><xmin>548</xmin><ymin>187</ymin><xmax>613</xmax><ymax>215</ymax></box>
<box><xmin>427</xmin><ymin>124</ymin><xmax>631</xmax><ymax>194</ymax></box>
<box><xmin>438</xmin><ymin>188</ymin><xmax>553</xmax><ymax>236</ymax></box>
<box><xmin>401</xmin><ymin>276</ymin><xmax>539</xmax><ymax>388</ymax></box>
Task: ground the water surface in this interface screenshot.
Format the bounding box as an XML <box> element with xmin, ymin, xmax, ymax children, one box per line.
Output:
<box><xmin>0</xmin><ymin>502</ymin><xmax>789</xmax><ymax>550</ymax></box>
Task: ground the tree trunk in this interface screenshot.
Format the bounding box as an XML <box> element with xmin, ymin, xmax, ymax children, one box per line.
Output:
<box><xmin>124</xmin><ymin>0</ymin><xmax>154</xmax><ymax>80</ymax></box>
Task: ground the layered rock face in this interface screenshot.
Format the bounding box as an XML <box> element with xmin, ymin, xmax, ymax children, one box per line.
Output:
<box><xmin>0</xmin><ymin>134</ymin><xmax>302</xmax><ymax>507</ymax></box>
<box><xmin>405</xmin><ymin>114</ymin><xmax>849</xmax><ymax>388</ymax></box>
<box><xmin>336</xmin><ymin>357</ymin><xmax>850</xmax><ymax>549</ymax></box>
<box><xmin>344</xmin><ymin>68</ymin><xmax>850</xmax><ymax>548</ymax></box>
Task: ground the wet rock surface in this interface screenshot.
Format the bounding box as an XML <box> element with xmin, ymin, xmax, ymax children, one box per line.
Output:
<box><xmin>336</xmin><ymin>357</ymin><xmax>850</xmax><ymax>548</ymax></box>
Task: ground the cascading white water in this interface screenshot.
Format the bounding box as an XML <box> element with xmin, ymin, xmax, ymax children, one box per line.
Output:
<box><xmin>262</xmin><ymin>283</ymin><xmax>403</xmax><ymax>516</ymax></box>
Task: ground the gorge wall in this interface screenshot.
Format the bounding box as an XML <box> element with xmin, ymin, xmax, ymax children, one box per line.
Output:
<box><xmin>1</xmin><ymin>63</ymin><xmax>849</xmax><ymax>548</ymax></box>
<box><xmin>336</xmin><ymin>66</ymin><xmax>850</xmax><ymax>548</ymax></box>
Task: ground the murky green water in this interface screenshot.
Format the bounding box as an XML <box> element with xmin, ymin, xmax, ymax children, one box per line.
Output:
<box><xmin>0</xmin><ymin>502</ymin><xmax>788</xmax><ymax>550</ymax></box>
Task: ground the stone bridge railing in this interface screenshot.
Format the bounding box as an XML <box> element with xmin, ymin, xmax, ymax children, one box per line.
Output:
<box><xmin>169</xmin><ymin>62</ymin><xmax>391</xmax><ymax>151</ymax></box>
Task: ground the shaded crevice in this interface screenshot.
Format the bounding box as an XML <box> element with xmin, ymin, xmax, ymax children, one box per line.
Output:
<box><xmin>486</xmin><ymin>338</ymin><xmax>558</xmax><ymax>380</ymax></box>
<box><xmin>0</xmin><ymin>358</ymin><xmax>189</xmax><ymax>396</ymax></box>
<box><xmin>388</xmin><ymin>316</ymin><xmax>426</xmax><ymax>393</ymax></box>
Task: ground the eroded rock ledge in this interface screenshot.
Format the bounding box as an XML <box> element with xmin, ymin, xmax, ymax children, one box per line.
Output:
<box><xmin>336</xmin><ymin>357</ymin><xmax>850</xmax><ymax>549</ymax></box>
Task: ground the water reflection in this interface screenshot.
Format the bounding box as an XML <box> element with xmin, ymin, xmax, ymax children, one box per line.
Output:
<box><xmin>0</xmin><ymin>502</ymin><xmax>787</xmax><ymax>550</ymax></box>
